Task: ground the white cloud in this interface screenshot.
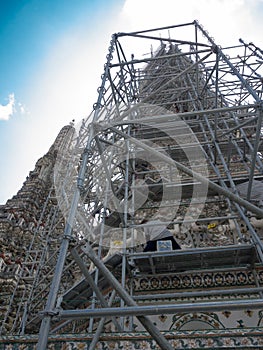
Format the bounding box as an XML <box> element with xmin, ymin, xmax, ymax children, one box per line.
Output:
<box><xmin>0</xmin><ymin>93</ymin><xmax>15</xmax><ymax>121</ymax></box>
<box><xmin>17</xmin><ymin>102</ymin><xmax>27</xmax><ymax>114</ymax></box>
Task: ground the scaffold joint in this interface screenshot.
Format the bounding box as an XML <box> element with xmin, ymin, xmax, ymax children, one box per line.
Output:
<box><xmin>38</xmin><ymin>309</ymin><xmax>59</xmax><ymax>319</ymax></box>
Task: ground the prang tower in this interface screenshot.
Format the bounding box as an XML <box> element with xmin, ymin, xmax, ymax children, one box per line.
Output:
<box><xmin>1</xmin><ymin>21</ymin><xmax>263</xmax><ymax>349</ymax></box>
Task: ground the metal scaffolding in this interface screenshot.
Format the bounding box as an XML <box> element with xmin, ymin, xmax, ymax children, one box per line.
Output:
<box><xmin>1</xmin><ymin>21</ymin><xmax>263</xmax><ymax>349</ymax></box>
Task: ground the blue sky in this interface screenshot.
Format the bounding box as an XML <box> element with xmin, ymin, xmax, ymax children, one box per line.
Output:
<box><xmin>0</xmin><ymin>0</ymin><xmax>111</xmax><ymax>103</ymax></box>
<box><xmin>0</xmin><ymin>0</ymin><xmax>124</xmax><ymax>203</ymax></box>
<box><xmin>0</xmin><ymin>0</ymin><xmax>263</xmax><ymax>204</ymax></box>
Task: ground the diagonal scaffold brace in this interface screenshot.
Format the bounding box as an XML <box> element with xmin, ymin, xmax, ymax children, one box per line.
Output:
<box><xmin>81</xmin><ymin>241</ymin><xmax>175</xmax><ymax>350</ymax></box>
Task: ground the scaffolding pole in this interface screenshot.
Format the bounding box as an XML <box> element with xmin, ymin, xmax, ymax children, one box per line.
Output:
<box><xmin>81</xmin><ymin>242</ymin><xmax>174</xmax><ymax>350</ymax></box>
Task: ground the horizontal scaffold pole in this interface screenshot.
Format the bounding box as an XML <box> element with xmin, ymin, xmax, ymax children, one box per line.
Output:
<box><xmin>114</xmin><ymin>104</ymin><xmax>257</xmax><ymax>125</ymax></box>
<box><xmin>117</xmin><ymin>22</ymin><xmax>195</xmax><ymax>37</ymax></box>
<box><xmin>110</xmin><ymin>48</ymin><xmax>211</xmax><ymax>68</ymax></box>
<box><xmin>59</xmin><ymin>299</ymin><xmax>263</xmax><ymax>319</ymax></box>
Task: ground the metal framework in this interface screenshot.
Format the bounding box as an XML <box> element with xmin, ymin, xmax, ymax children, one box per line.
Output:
<box><xmin>1</xmin><ymin>21</ymin><xmax>263</xmax><ymax>349</ymax></box>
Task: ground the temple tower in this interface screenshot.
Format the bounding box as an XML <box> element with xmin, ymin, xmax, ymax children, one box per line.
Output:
<box><xmin>1</xmin><ymin>21</ymin><xmax>263</xmax><ymax>349</ymax></box>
